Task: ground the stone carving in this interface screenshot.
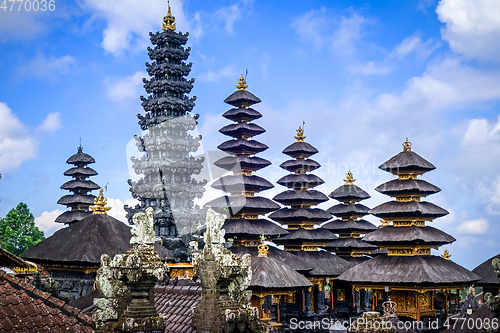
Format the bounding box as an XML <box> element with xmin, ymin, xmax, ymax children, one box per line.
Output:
<box><xmin>192</xmin><ymin>208</ymin><xmax>263</xmax><ymax>333</ymax></box>
<box><xmin>93</xmin><ymin>207</ymin><xmax>165</xmax><ymax>332</ymax></box>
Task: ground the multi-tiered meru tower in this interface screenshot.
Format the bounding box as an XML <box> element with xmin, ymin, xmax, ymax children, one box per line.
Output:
<box><xmin>322</xmin><ymin>170</ymin><xmax>377</xmax><ymax>263</ymax></box>
<box><xmin>269</xmin><ymin>127</ymin><xmax>353</xmax><ymax>315</ymax></box>
<box><xmin>338</xmin><ymin>139</ymin><xmax>479</xmax><ymax>320</ymax></box>
<box><xmin>205</xmin><ymin>76</ymin><xmax>287</xmax><ymax>245</ymax></box>
<box><xmin>55</xmin><ymin>146</ymin><xmax>100</xmax><ymax>224</ymax></box>
<box><xmin>125</xmin><ymin>6</ymin><xmax>206</xmax><ymax>262</ymax></box>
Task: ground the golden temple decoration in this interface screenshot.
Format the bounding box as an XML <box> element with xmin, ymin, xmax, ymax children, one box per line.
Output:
<box><xmin>402</xmin><ymin>138</ymin><xmax>412</xmax><ymax>152</ymax></box>
<box><xmin>90</xmin><ymin>188</ymin><xmax>111</xmax><ymax>215</ymax></box>
<box><xmin>441</xmin><ymin>248</ymin><xmax>451</xmax><ymax>260</ymax></box>
<box><xmin>396</xmin><ymin>196</ymin><xmax>421</xmax><ymax>202</ymax></box>
<box><xmin>258</xmin><ymin>236</ymin><xmax>269</xmax><ymax>257</ymax></box>
<box><xmin>162</xmin><ymin>2</ymin><xmax>176</xmax><ymax>31</ymax></box>
<box><xmin>236</xmin><ymin>74</ymin><xmax>248</xmax><ymax>90</ymax></box>
<box><xmin>294</xmin><ymin>123</ymin><xmax>306</xmax><ymax>142</ymax></box>
<box><xmin>387</xmin><ymin>248</ymin><xmax>431</xmax><ymax>256</ymax></box>
<box><xmin>343</xmin><ymin>170</ymin><xmax>356</xmax><ymax>185</ymax></box>
<box><xmin>380</xmin><ymin>219</ymin><xmax>391</xmax><ymax>226</ymax></box>
<box><xmin>393</xmin><ymin>221</ymin><xmax>425</xmax><ymax>227</ymax></box>
<box><xmin>398</xmin><ymin>173</ymin><xmax>418</xmax><ymax>180</ymax></box>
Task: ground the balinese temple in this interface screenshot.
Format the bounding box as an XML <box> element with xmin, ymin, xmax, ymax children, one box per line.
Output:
<box><xmin>55</xmin><ymin>146</ymin><xmax>100</xmax><ymax>224</ymax></box>
<box><xmin>472</xmin><ymin>254</ymin><xmax>500</xmax><ymax>295</ymax></box>
<box><xmin>125</xmin><ymin>4</ymin><xmax>206</xmax><ymax>264</ymax></box>
<box><xmin>321</xmin><ymin>170</ymin><xmax>377</xmax><ymax>314</ymax></box>
<box><xmin>269</xmin><ymin>127</ymin><xmax>353</xmax><ymax>316</ymax></box>
<box><xmin>338</xmin><ymin>139</ymin><xmax>480</xmax><ymax>321</ymax></box>
<box><xmin>23</xmin><ymin>189</ymin><xmax>170</xmax><ymax>302</ymax></box>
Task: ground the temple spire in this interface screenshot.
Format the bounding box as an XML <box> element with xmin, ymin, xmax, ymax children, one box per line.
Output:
<box><xmin>402</xmin><ymin>138</ymin><xmax>412</xmax><ymax>152</ymax></box>
<box><xmin>235</xmin><ymin>74</ymin><xmax>248</xmax><ymax>90</ymax></box>
<box><xmin>294</xmin><ymin>122</ymin><xmax>306</xmax><ymax>142</ymax></box>
<box><xmin>162</xmin><ymin>1</ymin><xmax>176</xmax><ymax>31</ymax></box>
<box><xmin>343</xmin><ymin>170</ymin><xmax>355</xmax><ymax>185</ymax></box>
<box><xmin>90</xmin><ymin>188</ymin><xmax>111</xmax><ymax>215</ymax></box>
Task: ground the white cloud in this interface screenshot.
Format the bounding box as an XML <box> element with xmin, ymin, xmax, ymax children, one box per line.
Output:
<box><xmin>392</xmin><ymin>35</ymin><xmax>440</xmax><ymax>60</ymax></box>
<box><xmin>107</xmin><ymin>198</ymin><xmax>140</xmax><ymax>222</ymax></box>
<box><xmin>457</xmin><ymin>218</ymin><xmax>489</xmax><ymax>234</ymax></box>
<box><xmin>198</xmin><ymin>66</ymin><xmax>237</xmax><ymax>82</ymax></box>
<box><xmin>215</xmin><ymin>4</ymin><xmax>241</xmax><ymax>34</ymax></box>
<box><xmin>34</xmin><ymin>209</ymin><xmax>65</xmax><ymax>236</ymax></box>
<box><xmin>37</xmin><ymin>113</ymin><xmax>62</xmax><ymax>133</ymax></box>
<box><xmin>347</xmin><ymin>61</ymin><xmax>392</xmax><ymax>75</ymax></box>
<box><xmin>16</xmin><ymin>54</ymin><xmax>75</xmax><ymax>81</ymax></box>
<box><xmin>436</xmin><ymin>0</ymin><xmax>500</xmax><ymax>62</ymax></box>
<box><xmin>104</xmin><ymin>71</ymin><xmax>146</xmax><ymax>102</ymax></box>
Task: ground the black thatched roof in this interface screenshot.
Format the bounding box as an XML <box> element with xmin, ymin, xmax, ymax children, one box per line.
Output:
<box><xmin>338</xmin><ymin>255</ymin><xmax>480</xmax><ymax>286</ymax></box>
<box><xmin>222</xmin><ymin>219</ymin><xmax>288</xmax><ymax>239</ymax></box>
<box><xmin>57</xmin><ymin>194</ymin><xmax>96</xmax><ymax>205</ymax></box>
<box><xmin>363</xmin><ymin>225</ymin><xmax>455</xmax><ymax>246</ymax></box>
<box><xmin>230</xmin><ymin>246</ymin><xmax>312</xmax><ymax>272</ymax></box>
<box><xmin>324</xmin><ymin>238</ymin><xmax>377</xmax><ymax>251</ymax></box>
<box><xmin>289</xmin><ymin>251</ymin><xmax>354</xmax><ymax>277</ymax></box>
<box><xmin>60</xmin><ymin>179</ymin><xmax>100</xmax><ymax>191</ymax></box>
<box><xmin>63</xmin><ymin>167</ymin><xmax>98</xmax><ymax>177</ymax></box>
<box><xmin>321</xmin><ymin>218</ymin><xmax>377</xmax><ymax>233</ymax></box>
<box><xmin>327</xmin><ymin>203</ymin><xmax>370</xmax><ymax>218</ymax></box>
<box><xmin>219</xmin><ymin>122</ymin><xmax>265</xmax><ymax>139</ymax></box>
<box><xmin>218</xmin><ymin>139</ymin><xmax>268</xmax><ymax>155</ymax></box>
<box><xmin>269</xmin><ymin>207</ymin><xmax>331</xmax><ymax>224</ymax></box>
<box><xmin>205</xmin><ymin>195</ymin><xmax>280</xmax><ymax>216</ymax></box>
<box><xmin>211</xmin><ymin>174</ymin><xmax>274</xmax><ymax>193</ymax></box>
<box><xmin>66</xmin><ymin>147</ymin><xmax>95</xmax><ymax>165</ymax></box>
<box><xmin>379</xmin><ymin>151</ymin><xmax>435</xmax><ymax>174</ymax></box>
<box><xmin>54</xmin><ymin>210</ymin><xmax>91</xmax><ymax>224</ymax></box>
<box><xmin>222</xmin><ymin>107</ymin><xmax>262</xmax><ymax>122</ymax></box>
<box><xmin>0</xmin><ymin>247</ymin><xmax>34</xmax><ymax>269</ymax></box>
<box><xmin>329</xmin><ymin>184</ymin><xmax>370</xmax><ymax>202</ymax></box>
<box><xmin>279</xmin><ymin>159</ymin><xmax>321</xmax><ymax>173</ymax></box>
<box><xmin>472</xmin><ymin>254</ymin><xmax>500</xmax><ymax>287</ymax></box>
<box><xmin>249</xmin><ymin>255</ymin><xmax>312</xmax><ymax>291</ymax></box>
<box><xmin>371</xmin><ymin>248</ymin><xmax>388</xmax><ymax>256</ymax></box>
<box><xmin>23</xmin><ymin>214</ymin><xmax>133</xmax><ymax>265</ymax></box>
<box><xmin>282</xmin><ymin>142</ymin><xmax>318</xmax><ymax>159</ymax></box>
<box><xmin>341</xmin><ymin>256</ymin><xmax>372</xmax><ymax>265</ymax></box>
<box><xmin>375</xmin><ymin>179</ymin><xmax>441</xmax><ymax>197</ymax></box>
<box><xmin>214</xmin><ymin>155</ymin><xmax>271</xmax><ymax>172</ymax></box>
<box><xmin>440</xmin><ymin>304</ymin><xmax>494</xmax><ymax>333</ymax></box>
<box><xmin>276</xmin><ymin>174</ymin><xmax>324</xmax><ymax>189</ymax></box>
<box><xmin>274</xmin><ymin>228</ymin><xmax>337</xmax><ymax>244</ymax></box>
<box><xmin>369</xmin><ymin>201</ymin><xmax>449</xmax><ymax>219</ymax></box>
<box><xmin>224</xmin><ymin>90</ymin><xmax>261</xmax><ymax>107</ymax></box>
<box><xmin>273</xmin><ymin>190</ymin><xmax>329</xmax><ymax>206</ymax></box>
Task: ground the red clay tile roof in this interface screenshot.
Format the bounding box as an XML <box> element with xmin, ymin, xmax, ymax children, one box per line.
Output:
<box><xmin>0</xmin><ymin>269</ymin><xmax>92</xmax><ymax>332</ymax></box>
<box><xmin>154</xmin><ymin>285</ymin><xmax>201</xmax><ymax>333</ymax></box>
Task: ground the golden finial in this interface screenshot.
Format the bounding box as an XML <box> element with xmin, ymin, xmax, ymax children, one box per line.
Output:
<box><xmin>90</xmin><ymin>188</ymin><xmax>111</xmax><ymax>215</ymax></box>
<box><xmin>294</xmin><ymin>122</ymin><xmax>306</xmax><ymax>142</ymax></box>
<box><xmin>235</xmin><ymin>74</ymin><xmax>248</xmax><ymax>90</ymax></box>
<box><xmin>162</xmin><ymin>1</ymin><xmax>176</xmax><ymax>31</ymax></box>
<box><xmin>402</xmin><ymin>138</ymin><xmax>412</xmax><ymax>152</ymax></box>
<box><xmin>257</xmin><ymin>235</ymin><xmax>269</xmax><ymax>257</ymax></box>
<box><xmin>441</xmin><ymin>248</ymin><xmax>451</xmax><ymax>260</ymax></box>
<box><xmin>343</xmin><ymin>170</ymin><xmax>355</xmax><ymax>185</ymax></box>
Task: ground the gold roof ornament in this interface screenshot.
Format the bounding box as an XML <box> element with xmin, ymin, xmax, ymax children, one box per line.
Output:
<box><xmin>344</xmin><ymin>170</ymin><xmax>356</xmax><ymax>185</ymax></box>
<box><xmin>402</xmin><ymin>138</ymin><xmax>412</xmax><ymax>152</ymax></box>
<box><xmin>294</xmin><ymin>122</ymin><xmax>306</xmax><ymax>142</ymax></box>
<box><xmin>441</xmin><ymin>247</ymin><xmax>451</xmax><ymax>260</ymax></box>
<box><xmin>235</xmin><ymin>74</ymin><xmax>248</xmax><ymax>90</ymax></box>
<box><xmin>162</xmin><ymin>1</ymin><xmax>176</xmax><ymax>31</ymax></box>
<box><xmin>90</xmin><ymin>188</ymin><xmax>111</xmax><ymax>215</ymax></box>
<box><xmin>258</xmin><ymin>235</ymin><xmax>269</xmax><ymax>257</ymax></box>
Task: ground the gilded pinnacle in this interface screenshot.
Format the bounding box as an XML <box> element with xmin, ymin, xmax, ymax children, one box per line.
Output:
<box><xmin>441</xmin><ymin>248</ymin><xmax>451</xmax><ymax>260</ymax></box>
<box><xmin>90</xmin><ymin>188</ymin><xmax>111</xmax><ymax>215</ymax></box>
<box><xmin>294</xmin><ymin>125</ymin><xmax>306</xmax><ymax>142</ymax></box>
<box><xmin>258</xmin><ymin>235</ymin><xmax>269</xmax><ymax>257</ymax></box>
<box><xmin>402</xmin><ymin>138</ymin><xmax>412</xmax><ymax>152</ymax></box>
<box><xmin>344</xmin><ymin>170</ymin><xmax>356</xmax><ymax>185</ymax></box>
<box><xmin>236</xmin><ymin>74</ymin><xmax>248</xmax><ymax>90</ymax></box>
<box><xmin>162</xmin><ymin>2</ymin><xmax>176</xmax><ymax>31</ymax></box>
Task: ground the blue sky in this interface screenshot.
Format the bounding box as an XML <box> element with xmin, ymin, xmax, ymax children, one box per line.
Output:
<box><xmin>1</xmin><ymin>0</ymin><xmax>500</xmax><ymax>270</ymax></box>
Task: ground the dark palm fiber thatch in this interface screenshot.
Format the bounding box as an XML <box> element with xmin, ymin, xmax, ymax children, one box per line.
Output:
<box><xmin>205</xmin><ymin>195</ymin><xmax>280</xmax><ymax>216</ymax></box>
<box><xmin>275</xmin><ymin>228</ymin><xmax>337</xmax><ymax>242</ymax></box>
<box><xmin>472</xmin><ymin>254</ymin><xmax>500</xmax><ymax>286</ymax></box>
<box><xmin>214</xmin><ymin>155</ymin><xmax>271</xmax><ymax>172</ymax></box>
<box><xmin>379</xmin><ymin>151</ymin><xmax>435</xmax><ymax>174</ymax></box>
<box><xmin>63</xmin><ymin>167</ymin><xmax>98</xmax><ymax>177</ymax></box>
<box><xmin>217</xmin><ymin>139</ymin><xmax>268</xmax><ymax>155</ymax></box>
<box><xmin>273</xmin><ymin>190</ymin><xmax>329</xmax><ymax>206</ymax></box>
<box><xmin>329</xmin><ymin>184</ymin><xmax>370</xmax><ymax>202</ymax></box>
<box><xmin>67</xmin><ymin>149</ymin><xmax>95</xmax><ymax>164</ymax></box>
<box><xmin>219</xmin><ymin>122</ymin><xmax>265</xmax><ymax>138</ymax></box>
<box><xmin>277</xmin><ymin>173</ymin><xmax>325</xmax><ymax>188</ymax></box>
<box><xmin>269</xmin><ymin>207</ymin><xmax>332</xmax><ymax>223</ymax></box>
<box><xmin>375</xmin><ymin>179</ymin><xmax>441</xmax><ymax>196</ymax></box>
<box><xmin>54</xmin><ymin>210</ymin><xmax>91</xmax><ymax>224</ymax></box>
<box><xmin>230</xmin><ymin>246</ymin><xmax>312</xmax><ymax>272</ymax></box>
<box><xmin>279</xmin><ymin>159</ymin><xmax>321</xmax><ymax>173</ymax></box>
<box><xmin>341</xmin><ymin>256</ymin><xmax>372</xmax><ymax>265</ymax></box>
<box><xmin>282</xmin><ymin>142</ymin><xmax>318</xmax><ymax>159</ymax></box>
<box><xmin>327</xmin><ymin>203</ymin><xmax>370</xmax><ymax>217</ymax></box>
<box><xmin>363</xmin><ymin>225</ymin><xmax>455</xmax><ymax>246</ymax></box>
<box><xmin>321</xmin><ymin>218</ymin><xmax>377</xmax><ymax>233</ymax></box>
<box><xmin>211</xmin><ymin>174</ymin><xmax>274</xmax><ymax>192</ymax></box>
<box><xmin>337</xmin><ymin>255</ymin><xmax>480</xmax><ymax>286</ymax></box>
<box><xmin>324</xmin><ymin>238</ymin><xmax>377</xmax><ymax>251</ymax></box>
<box><xmin>57</xmin><ymin>194</ymin><xmax>96</xmax><ymax>205</ymax></box>
<box><xmin>369</xmin><ymin>201</ymin><xmax>449</xmax><ymax>219</ymax></box>
<box><xmin>224</xmin><ymin>89</ymin><xmax>262</xmax><ymax>107</ymax></box>
<box><xmin>249</xmin><ymin>255</ymin><xmax>313</xmax><ymax>290</ymax></box>
<box><xmin>61</xmin><ymin>179</ymin><xmax>100</xmax><ymax>190</ymax></box>
<box><xmin>222</xmin><ymin>107</ymin><xmax>262</xmax><ymax>122</ymax></box>
<box><xmin>222</xmin><ymin>218</ymin><xmax>288</xmax><ymax>238</ymax></box>
<box><xmin>289</xmin><ymin>251</ymin><xmax>355</xmax><ymax>277</ymax></box>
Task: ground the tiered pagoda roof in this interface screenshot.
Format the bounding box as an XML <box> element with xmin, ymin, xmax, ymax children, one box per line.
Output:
<box><xmin>269</xmin><ymin>127</ymin><xmax>352</xmax><ymax>278</ymax></box>
<box><xmin>55</xmin><ymin>146</ymin><xmax>99</xmax><ymax>224</ymax></box>
<box><xmin>338</xmin><ymin>139</ymin><xmax>479</xmax><ymax>319</ymax></box>
<box><xmin>125</xmin><ymin>6</ymin><xmax>206</xmax><ymax>262</ymax></box>
<box><xmin>205</xmin><ymin>76</ymin><xmax>287</xmax><ymax>245</ymax></box>
<box><xmin>322</xmin><ymin>170</ymin><xmax>377</xmax><ymax>263</ymax></box>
